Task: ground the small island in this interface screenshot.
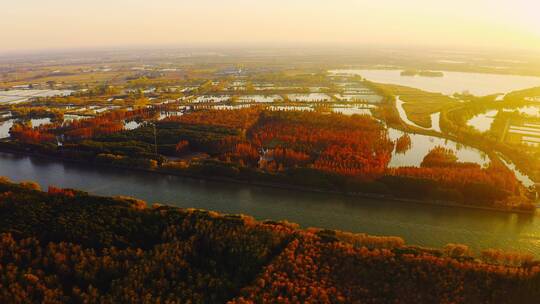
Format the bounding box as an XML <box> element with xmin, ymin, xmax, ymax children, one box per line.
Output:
<box><xmin>401</xmin><ymin>70</ymin><xmax>445</xmax><ymax>77</ymax></box>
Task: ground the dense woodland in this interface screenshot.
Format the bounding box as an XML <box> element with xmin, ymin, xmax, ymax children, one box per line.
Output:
<box><xmin>0</xmin><ymin>179</ymin><xmax>539</xmax><ymax>303</ymax></box>
<box><xmin>1</xmin><ymin>107</ymin><xmax>535</xmax><ymax>211</ymax></box>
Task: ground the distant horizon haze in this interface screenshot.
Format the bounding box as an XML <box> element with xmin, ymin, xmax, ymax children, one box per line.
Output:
<box><xmin>2</xmin><ymin>0</ymin><xmax>540</xmax><ymax>54</ymax></box>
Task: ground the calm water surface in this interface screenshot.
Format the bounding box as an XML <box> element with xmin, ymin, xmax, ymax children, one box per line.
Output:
<box><xmin>0</xmin><ymin>120</ymin><xmax>14</xmax><ymax>139</ymax></box>
<box><xmin>1</xmin><ymin>152</ymin><xmax>539</xmax><ymax>256</ymax></box>
<box><xmin>387</xmin><ymin>128</ymin><xmax>490</xmax><ymax>168</ymax></box>
<box><xmin>329</xmin><ymin>69</ymin><xmax>540</xmax><ymax>96</ymax></box>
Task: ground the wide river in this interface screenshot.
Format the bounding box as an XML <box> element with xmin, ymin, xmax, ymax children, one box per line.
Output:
<box><xmin>1</xmin><ymin>152</ymin><xmax>539</xmax><ymax>256</ymax></box>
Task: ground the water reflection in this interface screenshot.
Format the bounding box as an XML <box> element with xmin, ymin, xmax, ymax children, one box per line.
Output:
<box><xmin>237</xmin><ymin>95</ymin><xmax>282</xmax><ymax>103</ymax></box>
<box><xmin>30</xmin><ymin>118</ymin><xmax>51</xmax><ymax>128</ymax></box>
<box><xmin>124</xmin><ymin>120</ymin><xmax>142</xmax><ymax>130</ymax></box>
<box><xmin>0</xmin><ymin>119</ymin><xmax>14</xmax><ymax>138</ymax></box>
<box><xmin>388</xmin><ymin>128</ymin><xmax>489</xmax><ymax>167</ymax></box>
<box><xmin>467</xmin><ymin>110</ymin><xmax>498</xmax><ymax>132</ymax></box>
<box><xmin>0</xmin><ymin>152</ymin><xmax>538</xmax><ymax>256</ymax></box>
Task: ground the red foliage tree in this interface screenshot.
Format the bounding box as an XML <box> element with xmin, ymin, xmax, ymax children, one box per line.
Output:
<box><xmin>395</xmin><ymin>134</ymin><xmax>412</xmax><ymax>154</ymax></box>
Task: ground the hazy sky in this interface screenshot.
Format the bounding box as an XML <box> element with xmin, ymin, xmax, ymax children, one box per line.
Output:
<box><xmin>2</xmin><ymin>0</ymin><xmax>540</xmax><ymax>52</ymax></box>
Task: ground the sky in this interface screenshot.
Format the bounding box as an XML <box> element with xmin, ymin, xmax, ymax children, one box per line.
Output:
<box><xmin>2</xmin><ymin>0</ymin><xmax>540</xmax><ymax>53</ymax></box>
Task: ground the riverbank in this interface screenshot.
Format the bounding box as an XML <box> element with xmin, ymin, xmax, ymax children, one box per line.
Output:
<box><xmin>2</xmin><ymin>145</ymin><xmax>540</xmax><ymax>257</ymax></box>
<box><xmin>0</xmin><ymin>147</ymin><xmax>535</xmax><ymax>215</ymax></box>
<box><xmin>440</xmin><ymin>104</ymin><xmax>540</xmax><ymax>186</ymax></box>
<box><xmin>3</xmin><ymin>179</ymin><xmax>538</xmax><ymax>303</ymax></box>
<box><xmin>370</xmin><ymin>91</ymin><xmax>538</xmax><ymax>190</ymax></box>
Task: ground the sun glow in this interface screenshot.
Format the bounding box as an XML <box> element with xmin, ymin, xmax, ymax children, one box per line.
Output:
<box><xmin>0</xmin><ymin>0</ymin><xmax>539</xmax><ymax>52</ymax></box>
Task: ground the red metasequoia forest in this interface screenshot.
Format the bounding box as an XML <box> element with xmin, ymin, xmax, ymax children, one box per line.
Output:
<box><xmin>0</xmin><ymin>179</ymin><xmax>538</xmax><ymax>303</ymax></box>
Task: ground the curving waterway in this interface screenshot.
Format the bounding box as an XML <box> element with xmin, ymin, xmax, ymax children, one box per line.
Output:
<box><xmin>0</xmin><ymin>152</ymin><xmax>539</xmax><ymax>256</ymax></box>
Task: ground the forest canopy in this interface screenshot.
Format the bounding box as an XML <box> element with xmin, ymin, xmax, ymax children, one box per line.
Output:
<box><xmin>2</xmin><ymin>107</ymin><xmax>535</xmax><ymax>211</ymax></box>
<box><xmin>0</xmin><ymin>178</ymin><xmax>539</xmax><ymax>303</ymax></box>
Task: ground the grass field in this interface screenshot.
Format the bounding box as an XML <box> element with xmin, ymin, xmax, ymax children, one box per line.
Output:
<box><xmin>371</xmin><ymin>83</ymin><xmax>458</xmax><ymax>128</ymax></box>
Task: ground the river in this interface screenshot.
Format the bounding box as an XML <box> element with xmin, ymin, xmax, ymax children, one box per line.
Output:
<box><xmin>1</xmin><ymin>152</ymin><xmax>539</xmax><ymax>256</ymax></box>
